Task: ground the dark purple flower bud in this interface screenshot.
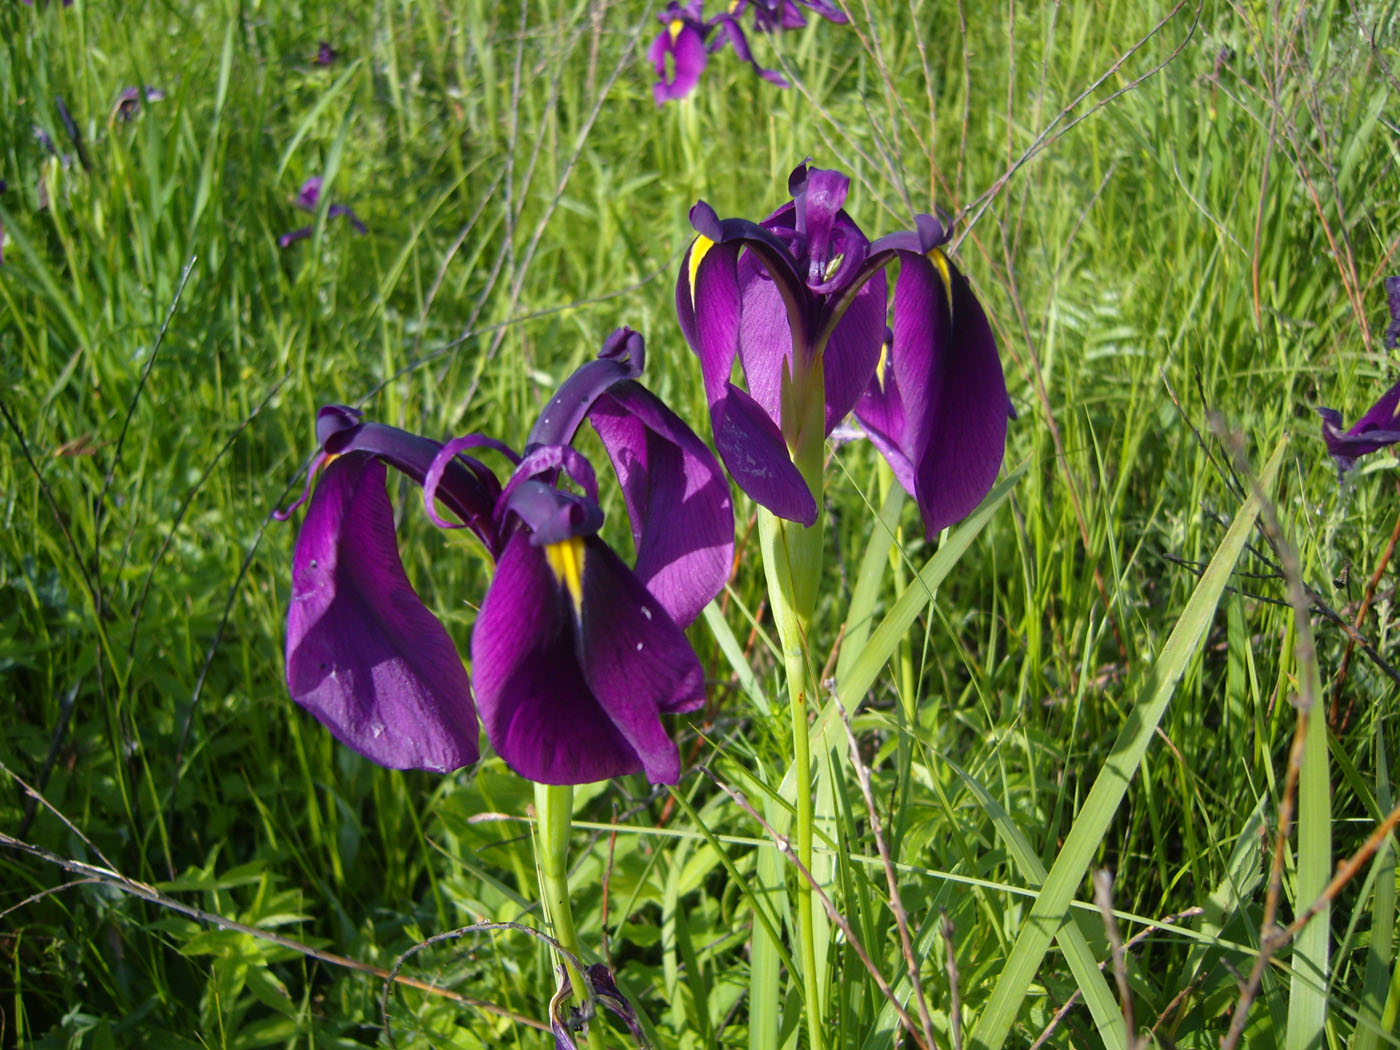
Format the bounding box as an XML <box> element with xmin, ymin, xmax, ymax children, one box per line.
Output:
<box><xmin>280</xmin><ymin>175</ymin><xmax>367</xmax><ymax>247</ymax></box>
<box><xmin>111</xmin><ymin>85</ymin><xmax>164</xmax><ymax>123</ymax></box>
<box><xmin>55</xmin><ymin>97</ymin><xmax>90</xmax><ymax>172</ymax></box>
<box><xmin>314</xmin><ymin>41</ymin><xmax>338</xmax><ymax>66</ymax></box>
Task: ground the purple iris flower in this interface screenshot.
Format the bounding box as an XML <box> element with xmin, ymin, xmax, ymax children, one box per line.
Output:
<box><xmin>1318</xmin><ymin>381</ymin><xmax>1400</xmax><ymax>479</ymax></box>
<box><xmin>110</xmin><ymin>85</ymin><xmax>164</xmax><ymax>123</ymax></box>
<box><xmin>735</xmin><ymin>0</ymin><xmax>848</xmax><ymax>31</ymax></box>
<box><xmin>648</xmin><ymin>0</ymin><xmax>842</xmax><ymax>103</ymax></box>
<box><xmin>314</xmin><ymin>41</ymin><xmax>339</xmax><ymax>66</ymax></box>
<box><xmin>1318</xmin><ymin>278</ymin><xmax>1400</xmax><ymax>478</ymax></box>
<box><xmin>676</xmin><ymin>162</ymin><xmax>1010</xmax><ymax>537</ymax></box>
<box><xmin>279</xmin><ymin>175</ymin><xmax>367</xmax><ymax>248</ymax></box>
<box><xmin>649</xmin><ymin>2</ymin><xmax>710</xmax><ymax>103</ymax></box>
<box><xmin>282</xmin><ymin>329</ymin><xmax>733</xmax><ymax>784</ymax></box>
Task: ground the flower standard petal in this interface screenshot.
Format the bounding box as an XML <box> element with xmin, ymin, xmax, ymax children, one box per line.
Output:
<box><xmin>677</xmin><ymin>219</ymin><xmax>817</xmax><ymax>524</ymax></box>
<box><xmin>286</xmin><ymin>453</ymin><xmax>479</xmax><ymax>772</ymax></box>
<box><xmin>587</xmin><ymin>379</ymin><xmax>734</xmax><ymax>627</ymax></box>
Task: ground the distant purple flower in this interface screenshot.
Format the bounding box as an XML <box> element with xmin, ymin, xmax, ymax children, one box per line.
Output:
<box><xmin>677</xmin><ymin>162</ymin><xmax>1009</xmax><ymax>536</ymax></box>
<box><xmin>110</xmin><ymin>85</ymin><xmax>164</xmax><ymax>123</ymax></box>
<box><xmin>647</xmin><ymin>0</ymin><xmax>843</xmax><ymax>104</ymax></box>
<box><xmin>314</xmin><ymin>41</ymin><xmax>338</xmax><ymax>66</ymax></box>
<box><xmin>279</xmin><ymin>175</ymin><xmax>367</xmax><ymax>248</ymax></box>
<box><xmin>649</xmin><ymin>2</ymin><xmax>709</xmax><ymax>103</ymax></box>
<box><xmin>1319</xmin><ymin>381</ymin><xmax>1400</xmax><ymax>479</ymax></box>
<box><xmin>281</xmin><ymin>329</ymin><xmax>733</xmax><ymax>784</ymax></box>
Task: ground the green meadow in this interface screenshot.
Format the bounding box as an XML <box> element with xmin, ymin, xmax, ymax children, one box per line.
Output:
<box><xmin>3</xmin><ymin>0</ymin><xmax>1399</xmax><ymax>1046</ymax></box>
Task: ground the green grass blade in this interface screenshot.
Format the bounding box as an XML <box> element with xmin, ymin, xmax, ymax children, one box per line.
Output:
<box><xmin>945</xmin><ymin>755</ymin><xmax>1128</xmax><ymax>1050</ymax></box>
<box><xmin>1285</xmin><ymin>643</ymin><xmax>1330</xmax><ymax>1050</ymax></box>
<box><xmin>967</xmin><ymin>437</ymin><xmax>1286</xmax><ymax>1050</ymax></box>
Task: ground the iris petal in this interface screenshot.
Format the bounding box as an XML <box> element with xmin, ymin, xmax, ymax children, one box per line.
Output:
<box><xmin>472</xmin><ymin>533</ymin><xmax>697</xmax><ymax>784</ymax></box>
<box><xmin>285</xmin><ymin>454</ymin><xmax>479</xmax><ymax>772</ymax></box>
<box><xmin>588</xmin><ymin>380</ymin><xmax>734</xmax><ymax>627</ymax></box>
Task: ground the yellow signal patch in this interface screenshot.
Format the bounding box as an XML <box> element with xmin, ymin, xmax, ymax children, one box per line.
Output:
<box><xmin>928</xmin><ymin>248</ymin><xmax>955</xmax><ymax>316</ymax></box>
<box><xmin>687</xmin><ymin>236</ymin><xmax>715</xmax><ymax>312</ymax></box>
<box><xmin>544</xmin><ymin>536</ymin><xmax>586</xmax><ymax>614</ymax></box>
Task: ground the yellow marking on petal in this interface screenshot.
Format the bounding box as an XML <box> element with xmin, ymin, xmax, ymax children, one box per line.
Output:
<box><xmin>728</xmin><ymin>0</ymin><xmax>741</xmax><ymax>11</ymax></box>
<box><xmin>668</xmin><ymin>18</ymin><xmax>684</xmax><ymax>41</ymax></box>
<box><xmin>544</xmin><ymin>536</ymin><xmax>586</xmax><ymax>616</ymax></box>
<box><xmin>874</xmin><ymin>341</ymin><xmax>890</xmax><ymax>392</ymax></box>
<box><xmin>928</xmin><ymin>247</ymin><xmax>955</xmax><ymax>316</ymax></box>
<box><xmin>687</xmin><ymin>235</ymin><xmax>715</xmax><ymax>312</ymax></box>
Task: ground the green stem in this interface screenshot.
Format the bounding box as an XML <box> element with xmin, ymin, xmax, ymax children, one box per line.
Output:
<box><xmin>534</xmin><ymin>781</ymin><xmax>606</xmax><ymax>1050</ymax></box>
<box><xmin>758</xmin><ymin>506</ymin><xmax>827</xmax><ymax>1050</ymax></box>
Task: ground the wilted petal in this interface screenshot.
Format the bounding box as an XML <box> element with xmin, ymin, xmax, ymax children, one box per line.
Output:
<box><xmin>588</xmin><ymin>379</ymin><xmax>733</xmax><ymax>627</ymax></box>
<box><xmin>473</xmin><ymin>532</ymin><xmax>698</xmax><ymax>785</ymax></box>
<box><xmin>286</xmin><ymin>454</ymin><xmax>479</xmax><ymax>772</ymax></box>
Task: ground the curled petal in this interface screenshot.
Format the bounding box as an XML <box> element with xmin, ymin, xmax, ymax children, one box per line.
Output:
<box><xmin>526</xmin><ymin>328</ymin><xmax>643</xmax><ymax>449</ymax></box>
<box><xmin>588</xmin><ymin>379</ymin><xmax>733</xmax><ymax>627</ymax></box>
<box><xmin>710</xmin><ymin>13</ymin><xmax>788</xmax><ymax>86</ymax></box>
<box><xmin>472</xmin><ymin>532</ymin><xmax>701</xmax><ymax>785</ymax></box>
<box><xmin>501</xmin><ymin>479</ymin><xmax>605</xmax><ymax>547</ymax></box>
<box><xmin>286</xmin><ymin>454</ymin><xmax>479</xmax><ymax>772</ymax></box>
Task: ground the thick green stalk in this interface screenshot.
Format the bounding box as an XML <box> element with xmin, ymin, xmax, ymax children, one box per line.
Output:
<box><xmin>757</xmin><ymin>359</ymin><xmax>827</xmax><ymax>1049</ymax></box>
<box><xmin>534</xmin><ymin>781</ymin><xmax>605</xmax><ymax>1050</ymax></box>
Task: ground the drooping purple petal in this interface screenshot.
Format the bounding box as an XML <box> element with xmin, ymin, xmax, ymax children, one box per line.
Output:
<box><xmin>472</xmin><ymin>531</ymin><xmax>696</xmax><ymax>784</ymax></box>
<box><xmin>649</xmin><ymin>4</ymin><xmax>709</xmax><ymax>104</ymax></box>
<box><xmin>1319</xmin><ymin>379</ymin><xmax>1400</xmax><ymax>478</ymax></box>
<box><xmin>873</xmin><ymin>250</ymin><xmax>1008</xmax><ymax>537</ymax></box>
<box><xmin>710</xmin><ymin>13</ymin><xmax>788</xmax><ymax>86</ymax></box>
<box><xmin>286</xmin><ymin>454</ymin><xmax>479</xmax><ymax>772</ymax></box>
<box><xmin>588</xmin><ymin>379</ymin><xmax>733</xmax><ymax>627</ymax></box>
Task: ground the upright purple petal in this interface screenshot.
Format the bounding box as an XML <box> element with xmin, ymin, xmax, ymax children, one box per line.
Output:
<box><xmin>472</xmin><ymin>532</ymin><xmax>696</xmax><ymax>785</ymax></box>
<box><xmin>286</xmin><ymin>454</ymin><xmax>479</xmax><ymax>772</ymax></box>
<box><xmin>588</xmin><ymin>380</ymin><xmax>734</xmax><ymax>627</ymax></box>
<box><xmin>678</xmin><ymin>230</ymin><xmax>817</xmax><ymax>524</ymax></box>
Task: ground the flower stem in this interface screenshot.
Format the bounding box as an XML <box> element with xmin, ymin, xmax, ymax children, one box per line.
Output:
<box><xmin>534</xmin><ymin>781</ymin><xmax>605</xmax><ymax>1050</ymax></box>
<box><xmin>758</xmin><ymin>506</ymin><xmax>826</xmax><ymax>1050</ymax></box>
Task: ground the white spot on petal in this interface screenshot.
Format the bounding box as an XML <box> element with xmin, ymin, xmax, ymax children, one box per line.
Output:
<box><xmin>640</xmin><ymin>606</ymin><xmax>652</xmax><ymax>620</ymax></box>
<box><xmin>635</xmin><ymin>642</ymin><xmax>643</xmax><ymax>651</ymax></box>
